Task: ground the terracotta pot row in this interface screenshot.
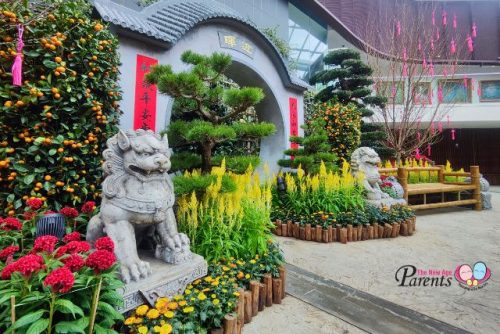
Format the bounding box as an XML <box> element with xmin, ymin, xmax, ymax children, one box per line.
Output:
<box><xmin>211</xmin><ymin>267</ymin><xmax>286</xmax><ymax>334</ymax></box>
<box><xmin>272</xmin><ymin>217</ymin><xmax>416</xmax><ymax>244</ymax></box>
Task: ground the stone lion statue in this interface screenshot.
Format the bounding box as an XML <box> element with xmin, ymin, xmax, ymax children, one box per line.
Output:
<box><xmin>351</xmin><ymin>147</ymin><xmax>406</xmax><ymax>207</ymax></box>
<box><xmin>87</xmin><ymin>129</ymin><xmax>191</xmax><ymax>283</ymax></box>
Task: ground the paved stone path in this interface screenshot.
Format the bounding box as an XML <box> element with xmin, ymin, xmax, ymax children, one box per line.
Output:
<box><xmin>279</xmin><ymin>193</ymin><xmax>500</xmax><ymax>334</ymax></box>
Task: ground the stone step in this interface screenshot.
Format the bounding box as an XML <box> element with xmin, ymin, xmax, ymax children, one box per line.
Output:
<box><xmin>285</xmin><ymin>263</ymin><xmax>471</xmax><ymax>334</ymax></box>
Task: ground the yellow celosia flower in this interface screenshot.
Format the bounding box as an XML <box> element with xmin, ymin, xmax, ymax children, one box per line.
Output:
<box><xmin>297</xmin><ymin>164</ymin><xmax>305</xmax><ymax>180</ymax></box>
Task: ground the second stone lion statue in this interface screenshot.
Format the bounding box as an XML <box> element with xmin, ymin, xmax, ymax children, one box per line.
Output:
<box><xmin>86</xmin><ymin>129</ymin><xmax>191</xmax><ymax>283</ymax></box>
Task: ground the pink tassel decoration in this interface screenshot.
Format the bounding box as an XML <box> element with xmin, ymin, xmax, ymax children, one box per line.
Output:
<box><xmin>472</xmin><ymin>22</ymin><xmax>477</xmax><ymax>38</ymax></box>
<box><xmin>450</xmin><ymin>39</ymin><xmax>456</xmax><ymax>54</ymax></box>
<box><xmin>422</xmin><ymin>57</ymin><xmax>427</xmax><ymax>69</ymax></box>
<box><xmin>427</xmin><ymin>144</ymin><xmax>432</xmax><ymax>156</ymax></box>
<box><xmin>451</xmin><ymin>129</ymin><xmax>456</xmax><ymax>141</ymax></box>
<box><xmin>432</xmin><ymin>9</ymin><xmax>436</xmax><ymax>26</ymax></box>
<box><xmin>453</xmin><ymin>14</ymin><xmax>457</xmax><ymax>29</ymax></box>
<box><xmin>415</xmin><ymin>148</ymin><xmax>421</xmax><ymax>160</ymax></box>
<box><xmin>443</xmin><ymin>65</ymin><xmax>448</xmax><ymax>77</ymax></box>
<box><xmin>417</xmin><ymin>132</ymin><xmax>421</xmax><ymax>142</ymax></box>
<box><xmin>429</xmin><ymin>61</ymin><xmax>435</xmax><ymax>77</ymax></box>
<box><xmin>431</xmin><ymin>122</ymin><xmax>435</xmax><ymax>134</ymax></box>
<box><xmin>396</xmin><ymin>20</ymin><xmax>401</xmax><ymax>36</ymax></box>
<box><xmin>403</xmin><ymin>48</ymin><xmax>407</xmax><ymax>61</ymax></box>
<box><xmin>418</xmin><ymin>39</ymin><xmax>422</xmax><ymax>52</ymax></box>
<box><xmin>463</xmin><ymin>78</ymin><xmax>468</xmax><ymax>89</ymax></box>
<box><xmin>438</xmin><ymin>84</ymin><xmax>444</xmax><ymax>103</ymax></box>
<box><xmin>403</xmin><ymin>63</ymin><xmax>408</xmax><ymax>77</ymax></box>
<box><xmin>417</xmin><ymin>117</ymin><xmax>422</xmax><ymax>129</ymax></box>
<box><xmin>470</xmin><ymin>80</ymin><xmax>474</xmax><ymax>91</ymax></box>
<box><xmin>430</xmin><ymin>38</ymin><xmax>435</xmax><ymax>51</ymax></box>
<box><xmin>438</xmin><ymin>122</ymin><xmax>443</xmax><ymax>133</ymax></box>
<box><xmin>11</xmin><ymin>24</ymin><xmax>24</xmax><ymax>87</ymax></box>
<box><xmin>467</xmin><ymin>35</ymin><xmax>474</xmax><ymax>53</ymax></box>
<box><xmin>391</xmin><ymin>84</ymin><xmax>397</xmax><ymax>98</ymax></box>
<box><xmin>442</xmin><ymin>10</ymin><xmax>447</xmax><ymax>26</ymax></box>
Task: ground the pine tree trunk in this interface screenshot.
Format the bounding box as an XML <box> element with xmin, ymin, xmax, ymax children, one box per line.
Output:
<box><xmin>201</xmin><ymin>141</ymin><xmax>214</xmax><ymax>174</ymax></box>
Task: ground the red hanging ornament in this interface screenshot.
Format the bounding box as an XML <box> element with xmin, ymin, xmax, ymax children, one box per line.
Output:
<box><xmin>450</xmin><ymin>39</ymin><xmax>456</xmax><ymax>54</ymax></box>
<box><xmin>417</xmin><ymin>132</ymin><xmax>421</xmax><ymax>142</ymax></box>
<box><xmin>427</xmin><ymin>144</ymin><xmax>432</xmax><ymax>156</ymax></box>
<box><xmin>438</xmin><ymin>84</ymin><xmax>444</xmax><ymax>103</ymax></box>
<box><xmin>466</xmin><ymin>35</ymin><xmax>474</xmax><ymax>53</ymax></box>
<box><xmin>453</xmin><ymin>14</ymin><xmax>457</xmax><ymax>29</ymax></box>
<box><xmin>472</xmin><ymin>22</ymin><xmax>477</xmax><ymax>38</ymax></box>
<box><xmin>442</xmin><ymin>10</ymin><xmax>447</xmax><ymax>26</ymax></box>
<box><xmin>438</xmin><ymin>122</ymin><xmax>443</xmax><ymax>133</ymax></box>
<box><xmin>451</xmin><ymin>129</ymin><xmax>456</xmax><ymax>141</ymax></box>
<box><xmin>11</xmin><ymin>24</ymin><xmax>24</xmax><ymax>86</ymax></box>
<box><xmin>415</xmin><ymin>148</ymin><xmax>422</xmax><ymax>160</ymax></box>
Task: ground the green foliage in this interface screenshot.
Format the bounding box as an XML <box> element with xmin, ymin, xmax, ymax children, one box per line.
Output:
<box><xmin>0</xmin><ymin>1</ymin><xmax>122</xmax><ymax>211</ymax></box>
<box><xmin>278</xmin><ymin>118</ymin><xmax>338</xmax><ymax>174</ymax></box>
<box><xmin>311</xmin><ymin>48</ymin><xmax>393</xmax><ymax>159</ymax></box>
<box><xmin>148</xmin><ymin>51</ymin><xmax>274</xmax><ymax>173</ymax></box>
<box><xmin>212</xmin><ymin>156</ymin><xmax>260</xmax><ymax>174</ymax></box>
<box><xmin>261</xmin><ymin>26</ymin><xmax>291</xmax><ymax>60</ymax></box>
<box><xmin>173</xmin><ymin>174</ymin><xmax>236</xmax><ymax>197</ymax></box>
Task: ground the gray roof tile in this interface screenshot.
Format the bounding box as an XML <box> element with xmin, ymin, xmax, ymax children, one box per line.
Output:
<box><xmin>92</xmin><ymin>0</ymin><xmax>309</xmax><ymax>90</ymax></box>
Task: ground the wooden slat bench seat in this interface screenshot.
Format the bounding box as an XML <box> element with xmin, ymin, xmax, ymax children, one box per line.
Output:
<box><xmin>379</xmin><ymin>165</ymin><xmax>482</xmax><ymax>211</ymax></box>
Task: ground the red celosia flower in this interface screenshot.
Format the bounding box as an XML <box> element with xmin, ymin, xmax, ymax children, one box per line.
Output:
<box><xmin>23</xmin><ymin>211</ymin><xmax>36</xmax><ymax>221</ymax></box>
<box><xmin>4</xmin><ymin>254</ymin><xmax>45</xmax><ymax>278</ymax></box>
<box><xmin>1</xmin><ymin>262</ymin><xmax>18</xmax><ymax>280</ymax></box>
<box><xmin>44</xmin><ymin>210</ymin><xmax>56</xmax><ymax>215</ymax></box>
<box><xmin>26</xmin><ymin>198</ymin><xmax>43</xmax><ymax>210</ymax></box>
<box><xmin>81</xmin><ymin>201</ymin><xmax>96</xmax><ymax>214</ymax></box>
<box><xmin>44</xmin><ymin>267</ymin><xmax>75</xmax><ymax>293</ymax></box>
<box><xmin>0</xmin><ymin>245</ymin><xmax>19</xmax><ymax>261</ymax></box>
<box><xmin>1</xmin><ymin>217</ymin><xmax>22</xmax><ymax>231</ymax></box>
<box><xmin>63</xmin><ymin>232</ymin><xmax>81</xmax><ymax>244</ymax></box>
<box><xmin>63</xmin><ymin>254</ymin><xmax>85</xmax><ymax>272</ymax></box>
<box><xmin>33</xmin><ymin>235</ymin><xmax>58</xmax><ymax>254</ymax></box>
<box><xmin>56</xmin><ymin>241</ymin><xmax>91</xmax><ymax>257</ymax></box>
<box><xmin>59</xmin><ymin>207</ymin><xmax>79</xmax><ymax>218</ymax></box>
<box><xmin>95</xmin><ymin>236</ymin><xmax>114</xmax><ymax>252</ymax></box>
<box><xmin>86</xmin><ymin>250</ymin><xmax>116</xmax><ymax>273</ymax></box>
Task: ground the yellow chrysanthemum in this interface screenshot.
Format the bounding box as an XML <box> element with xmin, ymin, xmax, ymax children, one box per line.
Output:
<box><xmin>146</xmin><ymin>308</ymin><xmax>160</xmax><ymax>319</ymax></box>
<box><xmin>179</xmin><ymin>300</ymin><xmax>187</xmax><ymax>306</ymax></box>
<box><xmin>167</xmin><ymin>302</ymin><xmax>178</xmax><ymax>310</ymax></box>
<box><xmin>198</xmin><ymin>292</ymin><xmax>207</xmax><ymax>301</ymax></box>
<box><xmin>213</xmin><ymin>299</ymin><xmax>220</xmax><ymax>305</ymax></box>
<box><xmin>164</xmin><ymin>310</ymin><xmax>174</xmax><ymax>318</ymax></box>
<box><xmin>183</xmin><ymin>306</ymin><xmax>195</xmax><ymax>313</ymax></box>
<box><xmin>138</xmin><ymin>326</ymin><xmax>148</xmax><ymax>334</ymax></box>
<box><xmin>124</xmin><ymin>317</ymin><xmax>136</xmax><ymax>326</ymax></box>
<box><xmin>136</xmin><ymin>305</ymin><xmax>149</xmax><ymax>316</ymax></box>
<box><xmin>159</xmin><ymin>324</ymin><xmax>173</xmax><ymax>334</ymax></box>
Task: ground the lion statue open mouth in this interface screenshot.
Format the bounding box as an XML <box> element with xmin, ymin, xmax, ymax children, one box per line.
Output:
<box><xmin>86</xmin><ymin>129</ymin><xmax>191</xmax><ymax>283</ymax></box>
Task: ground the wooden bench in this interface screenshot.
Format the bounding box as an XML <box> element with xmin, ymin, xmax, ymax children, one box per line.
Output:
<box><xmin>379</xmin><ymin>165</ymin><xmax>482</xmax><ymax>211</ymax></box>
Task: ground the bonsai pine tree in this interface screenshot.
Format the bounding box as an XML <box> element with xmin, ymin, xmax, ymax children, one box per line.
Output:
<box><xmin>146</xmin><ymin>51</ymin><xmax>275</xmax><ymax>173</ymax></box>
<box><xmin>278</xmin><ymin>118</ymin><xmax>338</xmax><ymax>174</ymax></box>
<box><xmin>310</xmin><ymin>48</ymin><xmax>394</xmax><ymax>158</ymax></box>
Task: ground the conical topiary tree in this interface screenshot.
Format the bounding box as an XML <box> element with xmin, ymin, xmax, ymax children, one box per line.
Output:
<box><xmin>311</xmin><ymin>48</ymin><xmax>394</xmax><ymax>158</ymax></box>
<box><xmin>278</xmin><ymin>118</ymin><xmax>338</xmax><ymax>174</ymax></box>
<box><xmin>146</xmin><ymin>51</ymin><xmax>275</xmax><ymax>173</ymax></box>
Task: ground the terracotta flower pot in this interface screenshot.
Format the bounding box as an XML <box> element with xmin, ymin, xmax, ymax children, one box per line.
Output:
<box><xmin>373</xmin><ymin>223</ymin><xmax>379</xmax><ymax>238</ymax></box>
<box><xmin>347</xmin><ymin>224</ymin><xmax>353</xmax><ymax>242</ymax></box>
<box><xmin>340</xmin><ymin>228</ymin><xmax>347</xmax><ymax>244</ymax></box>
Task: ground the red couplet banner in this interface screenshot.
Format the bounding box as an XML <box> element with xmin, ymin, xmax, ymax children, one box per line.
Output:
<box><xmin>289</xmin><ymin>97</ymin><xmax>299</xmax><ymax>150</ymax></box>
<box><xmin>134</xmin><ymin>55</ymin><xmax>158</xmax><ymax>131</ymax></box>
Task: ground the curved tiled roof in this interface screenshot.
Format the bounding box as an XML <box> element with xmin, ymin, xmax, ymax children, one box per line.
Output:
<box><xmin>92</xmin><ymin>0</ymin><xmax>309</xmax><ymax>90</ymax></box>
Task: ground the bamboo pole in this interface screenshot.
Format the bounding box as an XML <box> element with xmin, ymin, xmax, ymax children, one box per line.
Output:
<box><xmin>401</xmin><ymin>222</ymin><xmax>408</xmax><ymax>236</ymax></box>
<box><xmin>327</xmin><ymin>226</ymin><xmax>333</xmax><ymax>242</ymax></box>
<box><xmin>362</xmin><ymin>225</ymin><xmax>368</xmax><ymax>240</ymax></box>
<box><xmin>384</xmin><ymin>224</ymin><xmax>392</xmax><ymax>238</ymax></box>
<box><xmin>437</xmin><ymin>165</ymin><xmax>445</xmax><ymax>183</ymax></box>
<box><xmin>244</xmin><ymin>291</ymin><xmax>252</xmax><ymax>323</ymax></box>
<box><xmin>332</xmin><ymin>226</ymin><xmax>337</xmax><ymax>242</ymax></box>
<box><xmin>373</xmin><ymin>223</ymin><xmax>379</xmax><ymax>238</ymax></box>
<box><xmin>322</xmin><ymin>229</ymin><xmax>328</xmax><ymax>243</ymax></box>
<box><xmin>272</xmin><ymin>278</ymin><xmax>282</xmax><ymax>304</ymax></box>
<box><xmin>368</xmin><ymin>225</ymin><xmax>374</xmax><ymax>239</ymax></box>
<box><xmin>263</xmin><ymin>274</ymin><xmax>272</xmax><ymax>307</ymax></box>
<box><xmin>287</xmin><ymin>221</ymin><xmax>293</xmax><ymax>237</ymax></box>
<box><xmin>357</xmin><ymin>225</ymin><xmax>362</xmax><ymax>241</ymax></box>
<box><xmin>346</xmin><ymin>224</ymin><xmax>353</xmax><ymax>242</ymax></box>
<box><xmin>471</xmin><ymin>166</ymin><xmax>482</xmax><ymax>211</ymax></box>
<box><xmin>352</xmin><ymin>227</ymin><xmax>357</xmax><ymax>241</ymax></box>
<box><xmin>378</xmin><ymin>224</ymin><xmax>384</xmax><ymax>238</ymax></box>
<box><xmin>391</xmin><ymin>223</ymin><xmax>399</xmax><ymax>238</ymax></box>
<box><xmin>299</xmin><ymin>227</ymin><xmax>305</xmax><ymax>240</ymax></box>
<box><xmin>293</xmin><ymin>222</ymin><xmax>299</xmax><ymax>238</ymax></box>
<box><xmin>278</xmin><ymin>266</ymin><xmax>286</xmax><ymax>298</ymax></box>
<box><xmin>250</xmin><ymin>281</ymin><xmax>259</xmax><ymax>316</ymax></box>
<box><xmin>281</xmin><ymin>223</ymin><xmax>288</xmax><ymax>237</ymax></box>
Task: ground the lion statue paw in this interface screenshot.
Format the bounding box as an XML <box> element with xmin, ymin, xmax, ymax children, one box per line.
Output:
<box><xmin>120</xmin><ymin>259</ymin><xmax>152</xmax><ymax>284</ymax></box>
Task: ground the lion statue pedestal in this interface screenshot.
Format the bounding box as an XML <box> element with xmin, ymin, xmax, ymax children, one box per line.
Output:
<box><xmin>351</xmin><ymin>147</ymin><xmax>406</xmax><ymax>208</ymax></box>
<box><xmin>86</xmin><ymin>129</ymin><xmax>207</xmax><ymax>311</ymax></box>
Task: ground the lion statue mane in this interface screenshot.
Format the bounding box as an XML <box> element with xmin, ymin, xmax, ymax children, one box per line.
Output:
<box><xmin>86</xmin><ymin>129</ymin><xmax>191</xmax><ymax>283</ymax></box>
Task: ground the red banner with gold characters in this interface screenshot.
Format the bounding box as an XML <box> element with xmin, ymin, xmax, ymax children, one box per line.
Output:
<box><xmin>289</xmin><ymin>97</ymin><xmax>299</xmax><ymax>149</ymax></box>
<box><xmin>134</xmin><ymin>55</ymin><xmax>158</xmax><ymax>131</ymax></box>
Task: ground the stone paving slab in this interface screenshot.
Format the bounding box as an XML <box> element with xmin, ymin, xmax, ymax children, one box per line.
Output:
<box><xmin>286</xmin><ymin>263</ymin><xmax>471</xmax><ymax>334</ymax></box>
<box><xmin>278</xmin><ymin>193</ymin><xmax>500</xmax><ymax>334</ymax></box>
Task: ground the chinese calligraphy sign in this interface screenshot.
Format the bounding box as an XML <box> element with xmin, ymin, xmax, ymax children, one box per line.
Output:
<box><xmin>289</xmin><ymin>97</ymin><xmax>299</xmax><ymax>150</ymax></box>
<box><xmin>218</xmin><ymin>31</ymin><xmax>255</xmax><ymax>58</ymax></box>
<box><xmin>134</xmin><ymin>54</ymin><xmax>158</xmax><ymax>131</ymax></box>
